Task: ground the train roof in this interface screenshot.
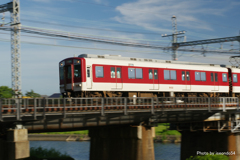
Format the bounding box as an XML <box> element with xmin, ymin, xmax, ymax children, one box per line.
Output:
<box><xmin>78</xmin><ymin>54</ymin><xmax>238</xmax><ymax>69</ymax></box>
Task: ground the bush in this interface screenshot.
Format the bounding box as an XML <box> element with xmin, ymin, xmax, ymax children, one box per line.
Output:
<box><xmin>25</xmin><ymin>147</ymin><xmax>74</xmax><ymax>160</ymax></box>
<box><xmin>186</xmin><ymin>155</ymin><xmax>229</xmax><ymax>160</ymax></box>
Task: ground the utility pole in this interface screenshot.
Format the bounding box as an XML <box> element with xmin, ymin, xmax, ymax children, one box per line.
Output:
<box><xmin>162</xmin><ymin>15</ymin><xmax>186</xmax><ymax>60</ymax></box>
<box><xmin>0</xmin><ymin>0</ymin><xmax>21</xmax><ymax>97</ymax></box>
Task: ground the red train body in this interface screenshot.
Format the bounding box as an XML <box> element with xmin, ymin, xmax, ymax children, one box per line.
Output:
<box><xmin>59</xmin><ymin>54</ymin><xmax>240</xmax><ymax>98</ymax></box>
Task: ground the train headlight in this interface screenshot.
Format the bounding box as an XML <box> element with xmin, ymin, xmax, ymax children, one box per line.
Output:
<box><xmin>60</xmin><ymin>61</ymin><xmax>65</xmax><ymax>67</ymax></box>
<box><xmin>74</xmin><ymin>59</ymin><xmax>81</xmax><ymax>64</ymax></box>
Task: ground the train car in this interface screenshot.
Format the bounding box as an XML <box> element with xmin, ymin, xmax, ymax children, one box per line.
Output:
<box><xmin>59</xmin><ymin>54</ymin><xmax>233</xmax><ymax>98</ymax></box>
<box><xmin>231</xmin><ymin>68</ymin><xmax>240</xmax><ymax>97</ymax></box>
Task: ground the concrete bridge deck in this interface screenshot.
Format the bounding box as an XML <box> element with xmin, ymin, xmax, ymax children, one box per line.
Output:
<box><xmin>0</xmin><ymin>97</ymin><xmax>239</xmax><ymax>132</ymax></box>
<box><xmin>1</xmin><ymin>97</ymin><xmax>240</xmax><ymax>160</ymax></box>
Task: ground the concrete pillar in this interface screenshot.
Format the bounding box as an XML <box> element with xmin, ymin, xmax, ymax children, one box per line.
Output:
<box><xmin>0</xmin><ymin>129</ymin><xmax>29</xmax><ymax>160</ymax></box>
<box><xmin>181</xmin><ymin>131</ymin><xmax>240</xmax><ymax>160</ymax></box>
<box><xmin>89</xmin><ymin>125</ymin><xmax>155</xmax><ymax>160</ymax></box>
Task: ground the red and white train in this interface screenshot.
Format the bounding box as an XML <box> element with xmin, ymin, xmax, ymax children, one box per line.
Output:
<box><xmin>59</xmin><ymin>54</ymin><xmax>240</xmax><ymax>98</ymax></box>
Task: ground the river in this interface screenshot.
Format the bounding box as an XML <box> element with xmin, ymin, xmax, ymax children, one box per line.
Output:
<box><xmin>30</xmin><ymin>141</ymin><xmax>180</xmax><ymax>160</ymax></box>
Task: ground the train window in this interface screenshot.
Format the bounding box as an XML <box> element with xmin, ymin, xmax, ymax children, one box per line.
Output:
<box><xmin>59</xmin><ymin>67</ymin><xmax>64</xmax><ymax>80</ymax></box>
<box><xmin>128</xmin><ymin>68</ymin><xmax>135</xmax><ymax>79</ymax></box>
<box><xmin>215</xmin><ymin>73</ymin><xmax>218</xmax><ymax>82</ymax></box>
<box><xmin>74</xmin><ymin>65</ymin><xmax>81</xmax><ymax>78</ymax></box>
<box><xmin>164</xmin><ymin>70</ymin><xmax>170</xmax><ymax>80</ymax></box>
<box><xmin>201</xmin><ymin>72</ymin><xmax>206</xmax><ymax>81</ymax></box>
<box><xmin>195</xmin><ymin>72</ymin><xmax>206</xmax><ymax>81</ymax></box>
<box><xmin>233</xmin><ymin>74</ymin><xmax>238</xmax><ymax>82</ymax></box>
<box><xmin>222</xmin><ymin>73</ymin><xmax>227</xmax><ymax>82</ymax></box>
<box><xmin>195</xmin><ymin>72</ymin><xmax>200</xmax><ymax>81</ymax></box>
<box><xmin>149</xmin><ymin>69</ymin><xmax>153</xmax><ymax>79</ymax></box>
<box><xmin>117</xmin><ymin>68</ymin><xmax>121</xmax><ymax>78</ymax></box>
<box><xmin>95</xmin><ymin>66</ymin><xmax>104</xmax><ymax>78</ymax></box>
<box><xmin>211</xmin><ymin>73</ymin><xmax>214</xmax><ymax>82</ymax></box>
<box><xmin>182</xmin><ymin>71</ymin><xmax>185</xmax><ymax>80</ymax></box>
<box><xmin>170</xmin><ymin>70</ymin><xmax>176</xmax><ymax>80</ymax></box>
<box><xmin>111</xmin><ymin>67</ymin><xmax>115</xmax><ymax>78</ymax></box>
<box><xmin>164</xmin><ymin>70</ymin><xmax>176</xmax><ymax>80</ymax></box>
<box><xmin>211</xmin><ymin>73</ymin><xmax>218</xmax><ymax>82</ymax></box>
<box><xmin>154</xmin><ymin>70</ymin><xmax>158</xmax><ymax>79</ymax></box>
<box><xmin>87</xmin><ymin>67</ymin><xmax>90</xmax><ymax>78</ymax></box>
<box><xmin>182</xmin><ymin>71</ymin><xmax>190</xmax><ymax>81</ymax></box>
<box><xmin>67</xmin><ymin>66</ymin><xmax>72</xmax><ymax>79</ymax></box>
<box><xmin>136</xmin><ymin>68</ymin><xmax>143</xmax><ymax>79</ymax></box>
<box><xmin>186</xmin><ymin>71</ymin><xmax>190</xmax><ymax>81</ymax></box>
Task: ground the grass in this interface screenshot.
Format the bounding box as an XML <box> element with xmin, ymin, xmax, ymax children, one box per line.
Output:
<box><xmin>34</xmin><ymin>130</ymin><xmax>88</xmax><ymax>135</ymax></box>
<box><xmin>155</xmin><ymin>123</ymin><xmax>181</xmax><ymax>136</ymax></box>
<box><xmin>32</xmin><ymin>123</ymin><xmax>180</xmax><ymax>136</ymax></box>
<box><xmin>186</xmin><ymin>155</ymin><xmax>229</xmax><ymax>160</ymax></box>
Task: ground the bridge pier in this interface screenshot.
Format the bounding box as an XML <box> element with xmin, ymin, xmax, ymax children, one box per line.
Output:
<box><xmin>181</xmin><ymin>131</ymin><xmax>240</xmax><ymax>160</ymax></box>
<box><xmin>0</xmin><ymin>128</ymin><xmax>29</xmax><ymax>160</ymax></box>
<box><xmin>89</xmin><ymin>125</ymin><xmax>155</xmax><ymax>160</ymax></box>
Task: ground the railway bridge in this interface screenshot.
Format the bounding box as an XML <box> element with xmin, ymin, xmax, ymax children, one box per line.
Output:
<box><xmin>0</xmin><ymin>96</ymin><xmax>240</xmax><ymax>160</ymax></box>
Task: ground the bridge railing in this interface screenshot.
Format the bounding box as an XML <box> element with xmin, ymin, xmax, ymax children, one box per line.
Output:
<box><xmin>0</xmin><ymin>97</ymin><xmax>239</xmax><ymax>118</ymax></box>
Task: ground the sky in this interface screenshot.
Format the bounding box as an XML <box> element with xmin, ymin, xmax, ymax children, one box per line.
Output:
<box><xmin>0</xmin><ymin>0</ymin><xmax>239</xmax><ymax>96</ymax></box>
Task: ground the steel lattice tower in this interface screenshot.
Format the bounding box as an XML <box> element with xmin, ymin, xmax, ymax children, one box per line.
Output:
<box><xmin>0</xmin><ymin>0</ymin><xmax>21</xmax><ymax>97</ymax></box>
<box><xmin>171</xmin><ymin>15</ymin><xmax>178</xmax><ymax>60</ymax></box>
<box><xmin>11</xmin><ymin>0</ymin><xmax>21</xmax><ymax>97</ymax></box>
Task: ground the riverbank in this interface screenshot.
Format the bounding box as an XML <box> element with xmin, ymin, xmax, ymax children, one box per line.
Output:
<box><xmin>29</xmin><ymin>134</ymin><xmax>90</xmax><ymax>141</ymax></box>
<box><xmin>28</xmin><ymin>134</ymin><xmax>181</xmax><ymax>143</ymax></box>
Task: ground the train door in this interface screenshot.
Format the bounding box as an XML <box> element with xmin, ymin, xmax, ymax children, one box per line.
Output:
<box><xmin>211</xmin><ymin>72</ymin><xmax>219</xmax><ymax>91</ymax></box>
<box><xmin>64</xmin><ymin>65</ymin><xmax>73</xmax><ymax>90</ymax></box>
<box><xmin>149</xmin><ymin>69</ymin><xmax>159</xmax><ymax>90</ymax></box>
<box><xmin>87</xmin><ymin>66</ymin><xmax>92</xmax><ymax>89</ymax></box>
<box><xmin>111</xmin><ymin>67</ymin><xmax>122</xmax><ymax>89</ymax></box>
<box><xmin>182</xmin><ymin>71</ymin><xmax>191</xmax><ymax>90</ymax></box>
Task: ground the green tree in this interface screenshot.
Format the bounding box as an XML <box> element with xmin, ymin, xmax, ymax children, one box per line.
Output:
<box><xmin>25</xmin><ymin>90</ymin><xmax>41</xmax><ymax>98</ymax></box>
<box><xmin>186</xmin><ymin>155</ymin><xmax>229</xmax><ymax>160</ymax></box>
<box><xmin>0</xmin><ymin>86</ymin><xmax>13</xmax><ymax>98</ymax></box>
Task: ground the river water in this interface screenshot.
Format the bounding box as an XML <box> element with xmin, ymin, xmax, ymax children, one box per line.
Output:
<box><xmin>30</xmin><ymin>141</ymin><xmax>180</xmax><ymax>160</ymax></box>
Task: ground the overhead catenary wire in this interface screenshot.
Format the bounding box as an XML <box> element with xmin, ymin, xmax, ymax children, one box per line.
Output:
<box><xmin>0</xmin><ymin>30</ymin><xmax>237</xmax><ymax>53</ymax></box>
<box><xmin>0</xmin><ymin>25</ymin><xmax>239</xmax><ymax>55</ymax></box>
<box><xmin>0</xmin><ymin>37</ymin><xmax>232</xmax><ymax>61</ymax></box>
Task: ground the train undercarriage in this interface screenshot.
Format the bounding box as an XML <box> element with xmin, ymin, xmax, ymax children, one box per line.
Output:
<box><xmin>63</xmin><ymin>91</ymin><xmax>235</xmax><ymax>98</ymax></box>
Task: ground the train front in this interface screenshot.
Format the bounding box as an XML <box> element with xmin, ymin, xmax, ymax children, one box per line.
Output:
<box><xmin>59</xmin><ymin>57</ymin><xmax>85</xmax><ymax>97</ymax></box>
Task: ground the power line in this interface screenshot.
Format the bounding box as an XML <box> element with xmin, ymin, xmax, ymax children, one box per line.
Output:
<box><xmin>2</xmin><ymin>16</ymin><xmax>165</xmax><ymax>36</ymax></box>
<box><xmin>0</xmin><ymin>37</ymin><xmax>233</xmax><ymax>60</ymax></box>
<box><xmin>0</xmin><ymin>26</ymin><xmax>239</xmax><ymax>55</ymax></box>
<box><xmin>0</xmin><ymin>30</ymin><xmax>237</xmax><ymax>53</ymax></box>
<box><xmin>0</xmin><ymin>37</ymin><xmax>171</xmax><ymax>55</ymax></box>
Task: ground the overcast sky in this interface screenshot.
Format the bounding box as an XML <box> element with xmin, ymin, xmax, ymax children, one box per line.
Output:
<box><xmin>0</xmin><ymin>0</ymin><xmax>239</xmax><ymax>95</ymax></box>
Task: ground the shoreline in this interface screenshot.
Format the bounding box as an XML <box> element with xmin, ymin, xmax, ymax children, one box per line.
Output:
<box><xmin>28</xmin><ymin>134</ymin><xmax>181</xmax><ymax>143</ymax></box>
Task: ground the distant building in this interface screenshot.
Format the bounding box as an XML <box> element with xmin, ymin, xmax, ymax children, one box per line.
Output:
<box><xmin>49</xmin><ymin>93</ymin><xmax>62</xmax><ymax>98</ymax></box>
<box><xmin>41</xmin><ymin>95</ymin><xmax>49</xmax><ymax>98</ymax></box>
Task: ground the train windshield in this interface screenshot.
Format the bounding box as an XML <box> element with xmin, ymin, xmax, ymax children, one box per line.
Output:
<box><xmin>67</xmin><ymin>66</ymin><xmax>72</xmax><ymax>79</ymax></box>
<box><xmin>59</xmin><ymin>67</ymin><xmax>64</xmax><ymax>80</ymax></box>
<box><xmin>74</xmin><ymin>64</ymin><xmax>81</xmax><ymax>78</ymax></box>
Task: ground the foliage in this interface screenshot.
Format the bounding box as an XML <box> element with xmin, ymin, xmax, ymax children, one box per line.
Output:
<box><xmin>35</xmin><ymin>124</ymin><xmax>181</xmax><ymax>136</ymax></box>
<box><xmin>155</xmin><ymin>123</ymin><xmax>181</xmax><ymax>136</ymax></box>
<box><xmin>36</xmin><ymin>130</ymin><xmax>89</xmax><ymax>135</ymax></box>
<box><xmin>0</xmin><ymin>86</ymin><xmax>13</xmax><ymax>98</ymax></box>
<box><xmin>186</xmin><ymin>155</ymin><xmax>229</xmax><ymax>160</ymax></box>
<box><xmin>26</xmin><ymin>147</ymin><xmax>74</xmax><ymax>160</ymax></box>
<box><xmin>161</xmin><ymin>135</ymin><xmax>167</xmax><ymax>140</ymax></box>
<box><xmin>25</xmin><ymin>90</ymin><xmax>41</xmax><ymax>98</ymax></box>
